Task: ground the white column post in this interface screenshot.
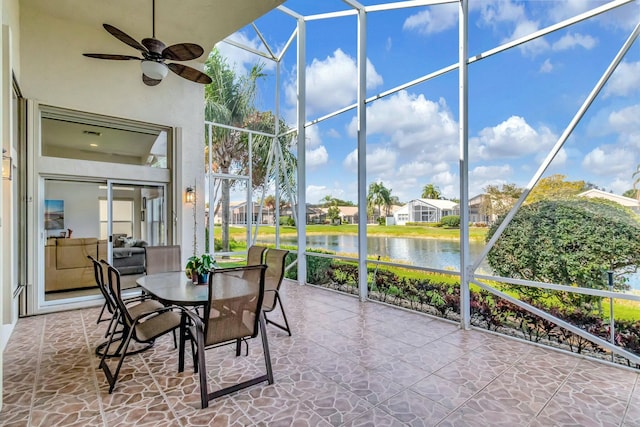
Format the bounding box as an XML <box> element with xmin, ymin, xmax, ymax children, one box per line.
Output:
<box><xmin>458</xmin><ymin>0</ymin><xmax>471</xmax><ymax>329</ymax></box>
<box><xmin>296</xmin><ymin>17</ymin><xmax>307</xmax><ymax>285</ymax></box>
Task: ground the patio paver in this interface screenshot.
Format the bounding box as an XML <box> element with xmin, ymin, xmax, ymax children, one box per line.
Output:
<box><xmin>2</xmin><ymin>280</ymin><xmax>638</xmax><ymax>426</ymax></box>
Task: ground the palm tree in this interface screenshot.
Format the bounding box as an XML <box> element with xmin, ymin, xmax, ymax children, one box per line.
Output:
<box><xmin>249</xmin><ymin>111</ymin><xmax>297</xmax><ymax>202</ymax></box>
<box><xmin>421</xmin><ymin>183</ymin><xmax>441</xmax><ymax>199</ymax></box>
<box><xmin>367</xmin><ymin>182</ymin><xmax>392</xmax><ymax>221</ymax></box>
<box><xmin>204</xmin><ymin>49</ymin><xmax>295</xmax><ymax>252</ymax></box>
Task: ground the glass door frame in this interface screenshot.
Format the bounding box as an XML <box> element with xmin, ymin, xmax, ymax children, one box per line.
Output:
<box><xmin>105</xmin><ymin>180</ymin><xmax>168</xmax><ymax>264</ymax></box>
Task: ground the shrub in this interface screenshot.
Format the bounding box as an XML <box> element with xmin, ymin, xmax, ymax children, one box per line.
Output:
<box><xmin>440</xmin><ymin>215</ymin><xmax>460</xmax><ymax>228</ymax></box>
<box><xmin>282</xmin><ymin>248</ymin><xmax>334</xmax><ymax>285</ymax></box>
<box><xmin>279</xmin><ymin>216</ymin><xmax>295</xmax><ymax>226</ymax></box>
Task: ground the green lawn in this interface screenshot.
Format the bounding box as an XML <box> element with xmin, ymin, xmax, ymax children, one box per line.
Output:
<box><xmin>218</xmin><ymin>223</ymin><xmax>488</xmax><ymax>241</ymax></box>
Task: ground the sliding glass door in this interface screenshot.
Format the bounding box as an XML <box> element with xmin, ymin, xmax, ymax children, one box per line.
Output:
<box><xmin>43</xmin><ymin>179</ymin><xmax>166</xmax><ymax>303</ymax></box>
<box><xmin>104</xmin><ymin>181</ymin><xmax>167</xmax><ymax>252</ymax></box>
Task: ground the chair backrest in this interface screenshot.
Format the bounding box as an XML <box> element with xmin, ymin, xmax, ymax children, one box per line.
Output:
<box><xmin>263</xmin><ymin>248</ymin><xmax>289</xmax><ymax>311</ymax></box>
<box><xmin>246</xmin><ymin>245</ymin><xmax>267</xmax><ymax>266</ymax></box>
<box><xmin>145</xmin><ymin>245</ymin><xmax>181</xmax><ymax>275</ymax></box>
<box><xmin>88</xmin><ymin>255</ymin><xmax>116</xmax><ymax>314</ymax></box>
<box><xmin>102</xmin><ymin>261</ymin><xmax>134</xmax><ymax>329</ymax></box>
<box><xmin>202</xmin><ymin>264</ymin><xmax>266</xmax><ymax>347</ymax></box>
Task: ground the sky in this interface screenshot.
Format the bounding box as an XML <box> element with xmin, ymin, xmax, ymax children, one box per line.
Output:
<box><xmin>214</xmin><ymin>0</ymin><xmax>640</xmax><ymax>205</ymax></box>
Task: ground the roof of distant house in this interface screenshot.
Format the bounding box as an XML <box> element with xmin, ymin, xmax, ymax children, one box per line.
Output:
<box><xmin>578</xmin><ymin>189</ymin><xmax>640</xmax><ymax>208</ymax></box>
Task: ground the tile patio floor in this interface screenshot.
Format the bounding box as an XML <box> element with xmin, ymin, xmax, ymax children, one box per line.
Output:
<box><xmin>2</xmin><ymin>280</ymin><xmax>639</xmax><ymax>426</ymax></box>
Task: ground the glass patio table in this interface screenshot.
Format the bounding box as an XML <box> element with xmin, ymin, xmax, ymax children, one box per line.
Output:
<box><xmin>136</xmin><ymin>270</ymin><xmax>256</xmax><ymax>307</ymax></box>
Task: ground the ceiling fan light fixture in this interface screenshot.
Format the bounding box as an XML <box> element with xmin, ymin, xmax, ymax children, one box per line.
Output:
<box><xmin>141</xmin><ymin>60</ymin><xmax>168</xmax><ymax>80</ymax></box>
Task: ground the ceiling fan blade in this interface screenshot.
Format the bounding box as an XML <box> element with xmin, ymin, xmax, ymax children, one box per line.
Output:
<box><xmin>103</xmin><ymin>24</ymin><xmax>147</xmax><ymax>53</ymax></box>
<box><xmin>142</xmin><ymin>38</ymin><xmax>166</xmax><ymax>55</ymax></box>
<box><xmin>142</xmin><ymin>74</ymin><xmax>162</xmax><ymax>86</ymax></box>
<box><xmin>83</xmin><ymin>53</ymin><xmax>141</xmax><ymax>61</ymax></box>
<box><xmin>167</xmin><ymin>63</ymin><xmax>212</xmax><ymax>84</ymax></box>
<box><xmin>162</xmin><ymin>43</ymin><xmax>204</xmax><ymax>61</ymax></box>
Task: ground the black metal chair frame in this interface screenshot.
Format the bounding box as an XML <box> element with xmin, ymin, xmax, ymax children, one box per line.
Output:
<box><xmin>179</xmin><ymin>264</ymin><xmax>274</xmax><ymax>408</ymax></box>
<box><xmin>90</xmin><ymin>256</ymin><xmax>163</xmax><ymax>358</ymax></box>
<box><xmin>99</xmin><ymin>263</ymin><xmax>184</xmax><ymax>394</ymax></box>
<box><xmin>263</xmin><ymin>249</ymin><xmax>292</xmax><ymax>336</ymax></box>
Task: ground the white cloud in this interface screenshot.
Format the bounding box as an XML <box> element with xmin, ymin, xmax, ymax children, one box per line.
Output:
<box><xmin>305</xmin><ymin>125</ymin><xmax>322</xmax><ymax>148</ymax></box>
<box><xmin>478</xmin><ymin>0</ymin><xmax>527</xmax><ymax>25</ymax></box>
<box><xmin>347</xmin><ymin>91</ymin><xmax>458</xmax><ymax>163</ymax></box>
<box><xmin>326</xmin><ymin>128</ymin><xmax>341</xmax><ymax>138</ymax></box>
<box><xmin>609</xmin><ymin>104</ymin><xmax>640</xmax><ymax>148</ymax></box>
<box><xmin>539</xmin><ymin>58</ymin><xmax>553</xmax><ymax>73</ymax></box>
<box><xmin>507</xmin><ymin>20</ymin><xmax>550</xmax><ymax>56</ymax></box>
<box><xmin>472</xmin><ymin>116</ymin><xmax>557</xmax><ymax>160</ymax></box>
<box><xmin>397</xmin><ymin>160</ymin><xmax>449</xmax><ymax>179</ymax></box>
<box><xmin>343</xmin><ymin>147</ymin><xmax>398</xmax><ymax>176</ymax></box>
<box><xmin>215</xmin><ymin>32</ymin><xmax>275</xmax><ymax>75</ymax></box>
<box><xmin>433</xmin><ymin>170</ymin><xmax>456</xmax><ymax>187</ymax></box>
<box><xmin>470</xmin><ymin>165</ymin><xmax>514</xmax><ymax>181</ymax></box>
<box><xmin>285</xmin><ymin>49</ymin><xmax>383</xmax><ymax>116</ymax></box>
<box><xmin>547</xmin><ymin>0</ymin><xmax>596</xmax><ymax>22</ymax></box>
<box><xmin>608</xmin><ymin>104</ymin><xmax>640</xmax><ymax>134</ymax></box>
<box><xmin>552</xmin><ymin>33</ymin><xmax>597</xmax><ymax>51</ymax></box>
<box><xmin>384</xmin><ymin>161</ymin><xmax>455</xmax><ymax>201</ymax></box>
<box><xmin>306</xmin><ymin>146</ymin><xmax>329</xmax><ymax>169</ymax></box>
<box><xmin>306</xmin><ymin>184</ymin><xmax>346</xmax><ymax>204</ymax></box>
<box><xmin>403</xmin><ymin>3</ymin><xmax>458</xmax><ymax>35</ymax></box>
<box><xmin>549</xmin><ymin>0</ymin><xmax>640</xmax><ymax>32</ymax></box>
<box><xmin>609</xmin><ymin>178</ymin><xmax>634</xmax><ymax>195</ymax></box>
<box><xmin>469</xmin><ymin>165</ymin><xmax>515</xmax><ymax>197</ymax></box>
<box><xmin>548</xmin><ymin>147</ymin><xmax>568</xmax><ymax>167</ymax></box>
<box><xmin>604</xmin><ymin>61</ymin><xmax>640</xmax><ymax>98</ymax></box>
<box><xmin>582</xmin><ymin>145</ymin><xmax>635</xmax><ymax>176</ymax></box>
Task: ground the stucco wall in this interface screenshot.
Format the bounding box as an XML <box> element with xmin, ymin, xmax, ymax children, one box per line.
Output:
<box><xmin>18</xmin><ymin>3</ymin><xmax>206</xmax><ymax>265</ymax></box>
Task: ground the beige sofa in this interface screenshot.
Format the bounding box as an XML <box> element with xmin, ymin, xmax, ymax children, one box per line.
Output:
<box><xmin>45</xmin><ymin>237</ymin><xmax>107</xmax><ymax>292</ymax></box>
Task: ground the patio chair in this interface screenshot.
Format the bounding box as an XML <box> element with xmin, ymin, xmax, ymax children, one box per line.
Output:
<box><xmin>246</xmin><ymin>245</ymin><xmax>267</xmax><ymax>266</ymax></box>
<box><xmin>90</xmin><ymin>255</ymin><xmax>116</xmax><ymax>327</ymax></box>
<box><xmin>181</xmin><ymin>264</ymin><xmax>273</xmax><ymax>407</ymax></box>
<box><xmin>262</xmin><ymin>248</ymin><xmax>292</xmax><ymax>336</ymax></box>
<box><xmin>90</xmin><ymin>256</ymin><xmax>165</xmax><ymax>356</ymax></box>
<box><xmin>145</xmin><ymin>245</ymin><xmax>181</xmax><ymax>274</ymax></box>
<box><xmin>99</xmin><ymin>262</ymin><xmax>183</xmax><ymax>393</ymax></box>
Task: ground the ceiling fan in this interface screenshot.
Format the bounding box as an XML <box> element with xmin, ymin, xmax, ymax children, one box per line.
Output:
<box><xmin>83</xmin><ymin>0</ymin><xmax>212</xmax><ymax>86</ymax></box>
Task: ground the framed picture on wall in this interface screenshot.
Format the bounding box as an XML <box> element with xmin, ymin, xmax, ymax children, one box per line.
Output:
<box><xmin>44</xmin><ymin>199</ymin><xmax>64</xmax><ymax>230</ymax></box>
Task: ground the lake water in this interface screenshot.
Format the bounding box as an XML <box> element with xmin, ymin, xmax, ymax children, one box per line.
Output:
<box><xmin>257</xmin><ymin>234</ymin><xmax>640</xmax><ymax>289</ymax></box>
<box><xmin>257</xmin><ymin>234</ymin><xmax>490</xmax><ymax>273</ymax></box>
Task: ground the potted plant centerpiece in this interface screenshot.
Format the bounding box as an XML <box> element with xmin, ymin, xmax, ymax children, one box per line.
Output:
<box><xmin>185</xmin><ymin>254</ymin><xmax>215</xmax><ymax>284</ymax></box>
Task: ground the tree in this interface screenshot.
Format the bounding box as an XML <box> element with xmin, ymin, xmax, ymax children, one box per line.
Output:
<box><xmin>367</xmin><ymin>182</ymin><xmax>392</xmax><ymax>220</ymax></box>
<box><xmin>389</xmin><ymin>195</ymin><xmax>402</xmax><ymax>206</ymax></box>
<box><xmin>247</xmin><ymin>110</ymin><xmax>297</xmax><ymax>198</ymax></box>
<box><xmin>421</xmin><ymin>184</ymin><xmax>441</xmax><ymax>199</ymax></box>
<box><xmin>204</xmin><ymin>49</ymin><xmax>295</xmax><ymax>252</ymax></box>
<box><xmin>482</xmin><ymin>183</ymin><xmax>523</xmax><ymax>219</ymax></box>
<box><xmin>327</xmin><ymin>200</ymin><xmax>341</xmax><ymax>224</ymax></box>
<box><xmin>527</xmin><ymin>174</ymin><xmax>586</xmax><ymax>203</ymax></box>
<box><xmin>320</xmin><ymin>195</ymin><xmax>355</xmax><ymax>207</ymax></box>
<box><xmin>486</xmin><ymin>199</ymin><xmax>640</xmax><ymax>311</ymax></box>
<box><xmin>623</xmin><ymin>189</ymin><xmax>638</xmax><ymax>199</ymax></box>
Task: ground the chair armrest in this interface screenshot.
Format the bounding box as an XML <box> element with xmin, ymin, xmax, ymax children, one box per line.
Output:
<box><xmin>130</xmin><ymin>305</ymin><xmax>181</xmax><ymax>324</ymax></box>
<box><xmin>210</xmin><ymin>265</ymin><xmax>258</xmax><ymax>273</ymax></box>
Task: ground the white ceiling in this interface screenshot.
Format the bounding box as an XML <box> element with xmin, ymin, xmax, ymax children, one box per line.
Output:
<box><xmin>24</xmin><ymin>0</ymin><xmax>286</xmax><ymax>63</ymax></box>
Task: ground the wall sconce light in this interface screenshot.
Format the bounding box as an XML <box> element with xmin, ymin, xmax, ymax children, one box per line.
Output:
<box><xmin>2</xmin><ymin>149</ymin><xmax>13</xmax><ymax>181</ymax></box>
<box><xmin>185</xmin><ymin>186</ymin><xmax>195</xmax><ymax>204</ymax></box>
